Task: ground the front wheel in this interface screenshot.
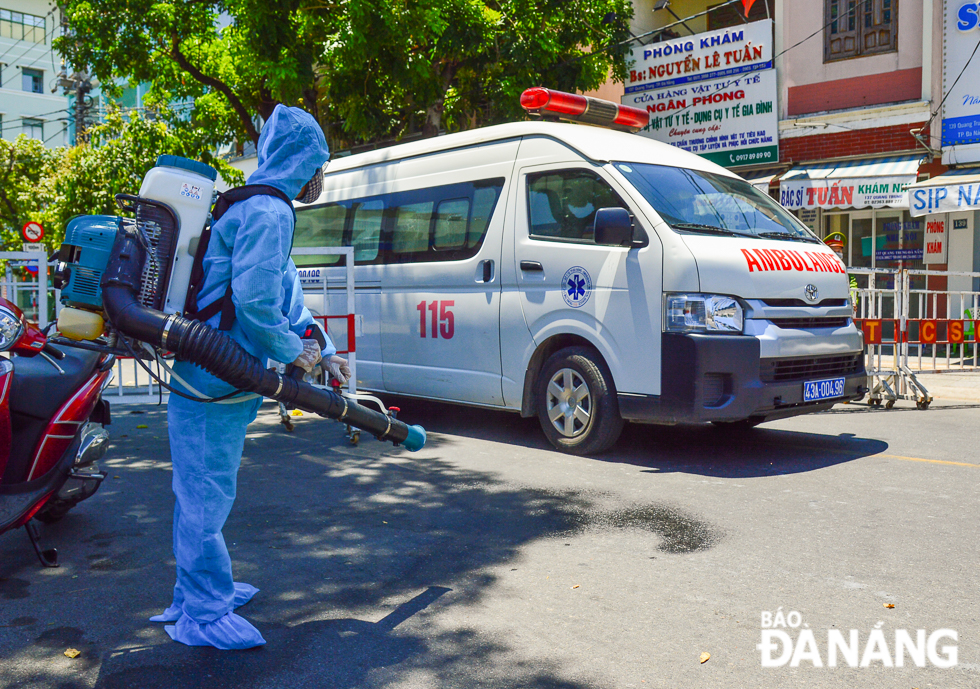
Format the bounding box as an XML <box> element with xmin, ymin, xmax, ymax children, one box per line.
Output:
<box><xmin>536</xmin><ymin>347</ymin><xmax>624</xmax><ymax>455</ymax></box>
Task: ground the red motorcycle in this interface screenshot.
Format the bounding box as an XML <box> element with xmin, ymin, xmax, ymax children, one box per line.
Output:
<box><xmin>0</xmin><ymin>296</ymin><xmax>112</xmax><ymax>567</ymax></box>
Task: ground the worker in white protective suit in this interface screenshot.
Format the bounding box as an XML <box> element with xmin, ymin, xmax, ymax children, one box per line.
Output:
<box><xmin>150</xmin><ymin>104</ymin><xmax>350</xmax><ymax>650</ymax></box>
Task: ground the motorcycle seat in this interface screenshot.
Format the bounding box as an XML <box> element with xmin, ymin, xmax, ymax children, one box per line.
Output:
<box><xmin>10</xmin><ymin>347</ymin><xmax>103</xmax><ymax>421</ymax></box>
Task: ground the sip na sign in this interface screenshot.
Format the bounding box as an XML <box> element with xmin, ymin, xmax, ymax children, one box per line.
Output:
<box><xmin>957</xmin><ymin>2</ymin><xmax>980</xmax><ymax>30</ymax></box>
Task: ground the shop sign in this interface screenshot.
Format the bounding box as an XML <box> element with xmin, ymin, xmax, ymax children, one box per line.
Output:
<box><xmin>908</xmin><ymin>181</ymin><xmax>980</xmax><ymax>216</ymax></box>
<box><xmin>623</xmin><ymin>20</ymin><xmax>778</xmax><ymax>167</ymax></box>
<box><xmin>875</xmin><ymin>248</ymin><xmax>924</xmax><ymax>262</ymax></box>
<box><xmin>942</xmin><ymin>0</ymin><xmax>980</xmax><ymax>164</ymax></box>
<box><xmin>625</xmin><ymin>20</ymin><xmax>773</xmax><ymax>94</ymax></box>
<box><xmin>797</xmin><ymin>208</ymin><xmax>819</xmax><ymax>234</ymax></box>
<box><xmin>779</xmin><ymin>177</ymin><xmax>912</xmax><ymax>209</ymax></box>
<box><xmin>923</xmin><ymin>216</ymin><xmax>949</xmax><ymax>264</ymax></box>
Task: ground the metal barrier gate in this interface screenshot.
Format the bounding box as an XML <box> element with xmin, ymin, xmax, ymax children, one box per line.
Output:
<box><xmin>851</xmin><ymin>267</ymin><xmax>980</xmax><ymax>408</ymax></box>
<box><xmin>1</xmin><ymin>251</ymin><xmax>52</xmax><ymax>328</ymax></box>
<box><xmin>291</xmin><ymin>247</ymin><xmax>357</xmax><ymax>396</ymax></box>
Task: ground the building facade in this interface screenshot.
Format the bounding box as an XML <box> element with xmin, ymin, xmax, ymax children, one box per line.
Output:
<box><xmin>591</xmin><ymin>0</ymin><xmax>980</xmax><ymax>291</ymax></box>
<box><xmin>0</xmin><ymin>0</ymin><xmax>68</xmax><ymax>147</ymax></box>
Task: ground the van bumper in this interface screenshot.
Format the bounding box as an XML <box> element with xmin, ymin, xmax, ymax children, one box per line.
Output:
<box><xmin>617</xmin><ymin>332</ymin><xmax>867</xmax><ymax>425</ymax></box>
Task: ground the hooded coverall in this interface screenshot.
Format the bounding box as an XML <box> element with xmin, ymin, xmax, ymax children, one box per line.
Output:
<box><xmin>152</xmin><ymin>105</ymin><xmax>333</xmax><ymax>649</ymax></box>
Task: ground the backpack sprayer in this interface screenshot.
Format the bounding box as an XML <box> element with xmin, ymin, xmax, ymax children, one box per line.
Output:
<box><xmin>51</xmin><ymin>155</ymin><xmax>426</xmax><ymax>452</ymax></box>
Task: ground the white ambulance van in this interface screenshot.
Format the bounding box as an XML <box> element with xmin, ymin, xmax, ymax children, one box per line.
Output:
<box><xmin>293</xmin><ymin>92</ymin><xmax>866</xmax><ymax>454</ymax></box>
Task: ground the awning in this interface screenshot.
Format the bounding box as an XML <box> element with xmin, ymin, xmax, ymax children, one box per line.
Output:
<box><xmin>779</xmin><ymin>155</ymin><xmax>923</xmax><ymax>210</ymax></box>
<box><xmin>738</xmin><ymin>167</ymin><xmax>785</xmax><ymax>193</ymax></box>
<box><xmin>907</xmin><ymin>167</ymin><xmax>980</xmax><ymax>217</ymax></box>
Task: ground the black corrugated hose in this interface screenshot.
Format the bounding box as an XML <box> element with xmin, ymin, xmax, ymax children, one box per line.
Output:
<box><xmin>99</xmin><ymin>226</ymin><xmax>425</xmax><ymax>451</ymax></box>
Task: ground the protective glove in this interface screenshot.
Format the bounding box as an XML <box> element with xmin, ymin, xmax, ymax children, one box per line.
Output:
<box><xmin>292</xmin><ymin>338</ymin><xmax>323</xmax><ymax>372</ymax></box>
<box><xmin>327</xmin><ymin>355</ymin><xmax>351</xmax><ymax>385</ymax></box>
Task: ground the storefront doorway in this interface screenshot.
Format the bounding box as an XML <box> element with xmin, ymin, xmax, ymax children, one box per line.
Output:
<box><xmin>820</xmin><ymin>209</ymin><xmax>920</xmax><ymax>271</ymax></box>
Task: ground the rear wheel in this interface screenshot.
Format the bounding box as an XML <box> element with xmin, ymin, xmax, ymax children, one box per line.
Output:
<box><xmin>536</xmin><ymin>347</ymin><xmax>624</xmax><ymax>455</ymax></box>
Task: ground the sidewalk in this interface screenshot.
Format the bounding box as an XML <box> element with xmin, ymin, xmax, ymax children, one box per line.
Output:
<box><xmin>913</xmin><ymin>372</ymin><xmax>980</xmax><ymax>402</ymax></box>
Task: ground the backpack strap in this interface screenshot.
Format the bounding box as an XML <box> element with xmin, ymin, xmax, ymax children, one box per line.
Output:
<box><xmin>184</xmin><ymin>184</ymin><xmax>295</xmax><ymax>331</ymax></box>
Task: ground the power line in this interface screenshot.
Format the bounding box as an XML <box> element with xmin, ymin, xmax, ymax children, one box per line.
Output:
<box><xmin>561</xmin><ymin>0</ymin><xmax>742</xmax><ymax>67</ymax></box>
<box><xmin>0</xmin><ymin>6</ymin><xmax>57</xmax><ymax>65</ymax></box>
<box><xmin>2</xmin><ymin>108</ymin><xmax>70</xmax><ymax>124</ymax></box>
<box><xmin>917</xmin><ymin>36</ymin><xmax>980</xmax><ymax>139</ymax></box>
<box><xmin>773</xmin><ymin>0</ymin><xmax>874</xmax><ymax>60</ymax></box>
<box><xmin>43</xmin><ymin>121</ymin><xmax>68</xmax><ymax>145</ymax></box>
<box><xmin>615</xmin><ymin>0</ymin><xmax>742</xmax><ymax>51</ymax></box>
<box><xmin>0</xmin><ymin>14</ymin><xmax>61</xmax><ymax>90</ymax></box>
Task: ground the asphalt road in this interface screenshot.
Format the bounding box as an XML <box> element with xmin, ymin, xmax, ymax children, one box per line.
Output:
<box><xmin>1</xmin><ymin>396</ymin><xmax>978</xmax><ymax>688</ymax></box>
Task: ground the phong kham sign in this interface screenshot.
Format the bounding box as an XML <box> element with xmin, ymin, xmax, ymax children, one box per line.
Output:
<box><xmin>622</xmin><ymin>20</ymin><xmax>779</xmax><ymax>168</ymax></box>
<box><xmin>780</xmin><ymin>178</ymin><xmax>912</xmax><ymax>209</ymax></box>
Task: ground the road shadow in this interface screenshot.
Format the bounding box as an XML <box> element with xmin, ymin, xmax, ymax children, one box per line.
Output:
<box><xmin>379</xmin><ymin>395</ymin><xmax>890</xmax><ymax>479</ymax></box>
<box><xmin>0</xmin><ymin>393</ymin><xmax>885</xmax><ymax>687</ymax></box>
<box><xmin>92</xmin><ymin>585</ymin><xmax>597</xmax><ymax>689</ymax></box>
<box><xmin>0</xmin><ymin>404</ymin><xmax>628</xmax><ymax>688</ymax></box>
<box><xmin>606</xmin><ymin>423</ymin><xmax>889</xmax><ymax>478</ymax></box>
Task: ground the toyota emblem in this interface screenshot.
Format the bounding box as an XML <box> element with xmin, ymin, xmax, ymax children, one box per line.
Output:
<box><xmin>804</xmin><ymin>284</ymin><xmax>819</xmax><ymax>302</ymax></box>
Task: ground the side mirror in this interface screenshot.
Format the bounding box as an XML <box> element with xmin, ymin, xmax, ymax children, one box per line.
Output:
<box><xmin>593</xmin><ymin>207</ymin><xmax>633</xmax><ymax>247</ymax></box>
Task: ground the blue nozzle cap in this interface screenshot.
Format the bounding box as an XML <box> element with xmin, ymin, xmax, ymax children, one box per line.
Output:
<box><xmin>155</xmin><ymin>154</ymin><xmax>218</xmax><ymax>181</ymax></box>
<box><xmin>402</xmin><ymin>425</ymin><xmax>426</xmax><ymax>452</ymax></box>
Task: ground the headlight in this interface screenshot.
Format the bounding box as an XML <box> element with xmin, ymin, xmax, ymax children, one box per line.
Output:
<box><xmin>665</xmin><ymin>293</ymin><xmax>743</xmax><ymax>333</ymax></box>
<box><xmin>0</xmin><ymin>306</ymin><xmax>25</xmax><ymax>351</ymax></box>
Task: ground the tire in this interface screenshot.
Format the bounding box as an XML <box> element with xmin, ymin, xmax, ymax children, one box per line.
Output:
<box><xmin>536</xmin><ymin>347</ymin><xmax>624</xmax><ymax>455</ymax></box>
<box><xmin>34</xmin><ymin>501</ymin><xmax>74</xmax><ymax>524</ymax></box>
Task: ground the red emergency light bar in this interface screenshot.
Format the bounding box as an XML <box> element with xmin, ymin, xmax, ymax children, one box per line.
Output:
<box><xmin>520</xmin><ymin>87</ymin><xmax>649</xmax><ymax>133</ymax></box>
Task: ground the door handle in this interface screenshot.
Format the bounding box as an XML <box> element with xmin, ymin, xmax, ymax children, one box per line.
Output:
<box><xmin>520</xmin><ymin>260</ymin><xmax>543</xmax><ymax>272</ymax></box>
<box><xmin>482</xmin><ymin>259</ymin><xmax>494</xmax><ymax>283</ymax></box>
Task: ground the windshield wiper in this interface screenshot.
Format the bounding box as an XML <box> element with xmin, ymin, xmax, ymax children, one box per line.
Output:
<box><xmin>670</xmin><ymin>222</ymin><xmax>747</xmax><ymax>237</ymax></box>
<box><xmin>757</xmin><ymin>231</ymin><xmax>821</xmax><ymax>244</ymax></box>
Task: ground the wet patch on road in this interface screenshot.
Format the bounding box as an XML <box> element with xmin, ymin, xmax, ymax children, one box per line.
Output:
<box><xmin>34</xmin><ymin>625</ymin><xmax>85</xmax><ymax>648</ymax></box>
<box><xmin>88</xmin><ymin>548</ymin><xmax>149</xmax><ymax>572</ymax></box>
<box><xmin>596</xmin><ymin>504</ymin><xmax>721</xmax><ymax>553</ymax></box>
<box><xmin>0</xmin><ymin>576</ymin><xmax>30</xmax><ymax>599</ymax></box>
<box><xmin>7</xmin><ymin>616</ymin><xmax>37</xmax><ymax>626</ymax></box>
<box><xmin>517</xmin><ymin>488</ymin><xmax>722</xmax><ymax>553</ymax></box>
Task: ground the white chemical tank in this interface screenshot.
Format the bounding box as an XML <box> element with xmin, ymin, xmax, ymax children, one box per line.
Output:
<box><xmin>138</xmin><ymin>155</ymin><xmax>217</xmax><ymax>316</ymax></box>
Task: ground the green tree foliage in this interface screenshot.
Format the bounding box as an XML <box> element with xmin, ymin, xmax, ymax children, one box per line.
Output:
<box><xmin>0</xmin><ymin>112</ymin><xmax>243</xmax><ymax>253</ymax></box>
<box><xmin>323</xmin><ymin>0</ymin><xmax>633</xmax><ymax>144</ymax></box>
<box><xmin>0</xmin><ymin>136</ymin><xmax>60</xmax><ymax>252</ymax></box>
<box><xmin>56</xmin><ymin>0</ymin><xmax>633</xmax><ymax>149</ymax></box>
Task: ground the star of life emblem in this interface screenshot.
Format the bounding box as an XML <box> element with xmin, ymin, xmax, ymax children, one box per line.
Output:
<box><xmin>562</xmin><ymin>266</ymin><xmax>593</xmax><ymax>308</ymax></box>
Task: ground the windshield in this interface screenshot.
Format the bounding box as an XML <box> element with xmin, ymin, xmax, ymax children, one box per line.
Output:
<box><xmin>614</xmin><ymin>162</ymin><xmax>818</xmax><ymax>242</ymax></box>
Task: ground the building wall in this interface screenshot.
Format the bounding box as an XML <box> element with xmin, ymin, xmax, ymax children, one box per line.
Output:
<box><xmin>0</xmin><ymin>0</ymin><xmax>67</xmax><ymax>147</ymax></box>
<box><xmin>774</xmin><ymin>0</ymin><xmax>943</xmax><ymax>165</ymax></box>
<box><xmin>779</xmin><ymin>0</ymin><xmax>924</xmax><ymax>117</ymax></box>
<box><xmin>779</xmin><ymin>121</ymin><xmax>929</xmax><ymax>162</ymax></box>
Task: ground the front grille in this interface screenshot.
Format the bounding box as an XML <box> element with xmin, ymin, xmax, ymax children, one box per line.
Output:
<box><xmin>760</xmin><ymin>353</ymin><xmax>863</xmax><ymax>382</ymax></box>
<box><xmin>762</xmin><ymin>298</ymin><xmax>847</xmax><ymax>307</ymax></box>
<box><xmin>769</xmin><ymin>317</ymin><xmax>851</xmax><ymax>329</ymax></box>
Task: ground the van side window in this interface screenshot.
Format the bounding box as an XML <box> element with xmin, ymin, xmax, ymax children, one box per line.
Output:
<box><xmin>295</xmin><ymin>178</ymin><xmax>504</xmax><ymax>266</ymax></box>
<box><xmin>393</xmin><ymin>201</ymin><xmax>434</xmax><ymax>255</ymax></box>
<box><xmin>351</xmin><ymin>199</ymin><xmax>384</xmax><ymax>263</ymax></box>
<box><xmin>386</xmin><ymin>178</ymin><xmax>504</xmax><ymax>264</ymax></box>
<box><xmin>433</xmin><ymin>198</ymin><xmax>470</xmax><ymax>250</ymax></box>
<box><xmin>292</xmin><ymin>203</ymin><xmax>346</xmax><ymax>267</ymax></box>
<box><xmin>527</xmin><ymin>170</ymin><xmax>627</xmax><ymax>242</ymax></box>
